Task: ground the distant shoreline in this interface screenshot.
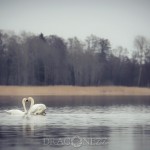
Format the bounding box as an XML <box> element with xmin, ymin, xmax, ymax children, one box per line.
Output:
<box><xmin>0</xmin><ymin>86</ymin><xmax>150</xmax><ymax>96</ymax></box>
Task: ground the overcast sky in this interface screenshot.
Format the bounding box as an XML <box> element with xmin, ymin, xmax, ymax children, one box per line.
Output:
<box><xmin>0</xmin><ymin>0</ymin><xmax>150</xmax><ymax>50</ymax></box>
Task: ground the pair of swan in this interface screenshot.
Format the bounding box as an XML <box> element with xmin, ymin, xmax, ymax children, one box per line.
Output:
<box><xmin>6</xmin><ymin>97</ymin><xmax>46</xmax><ymax>116</ymax></box>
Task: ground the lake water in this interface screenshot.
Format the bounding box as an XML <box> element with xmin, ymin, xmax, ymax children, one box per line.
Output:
<box><xmin>0</xmin><ymin>96</ymin><xmax>150</xmax><ymax>150</ymax></box>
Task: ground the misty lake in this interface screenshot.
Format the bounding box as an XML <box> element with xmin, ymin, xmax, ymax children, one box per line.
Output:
<box><xmin>0</xmin><ymin>96</ymin><xmax>150</xmax><ymax>150</ymax></box>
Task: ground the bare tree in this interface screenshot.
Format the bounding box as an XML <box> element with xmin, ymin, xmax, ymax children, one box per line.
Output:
<box><xmin>134</xmin><ymin>36</ymin><xmax>148</xmax><ymax>86</ymax></box>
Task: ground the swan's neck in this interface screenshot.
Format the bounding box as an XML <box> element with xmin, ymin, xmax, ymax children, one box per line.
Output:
<box><xmin>22</xmin><ymin>99</ymin><xmax>27</xmax><ymax>113</ymax></box>
<box><xmin>28</xmin><ymin>98</ymin><xmax>34</xmax><ymax>114</ymax></box>
<box><xmin>30</xmin><ymin>98</ymin><xmax>34</xmax><ymax>107</ymax></box>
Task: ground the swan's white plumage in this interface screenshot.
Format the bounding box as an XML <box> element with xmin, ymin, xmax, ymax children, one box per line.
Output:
<box><xmin>28</xmin><ymin>97</ymin><xmax>46</xmax><ymax>115</ymax></box>
<box><xmin>5</xmin><ymin>109</ymin><xmax>26</xmax><ymax>115</ymax></box>
<box><xmin>29</xmin><ymin>104</ymin><xmax>46</xmax><ymax>115</ymax></box>
<box><xmin>5</xmin><ymin>98</ymin><xmax>28</xmax><ymax>115</ymax></box>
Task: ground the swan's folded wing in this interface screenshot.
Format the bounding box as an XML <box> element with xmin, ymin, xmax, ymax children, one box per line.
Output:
<box><xmin>5</xmin><ymin>109</ymin><xmax>24</xmax><ymax>115</ymax></box>
<box><xmin>29</xmin><ymin>104</ymin><xmax>46</xmax><ymax>114</ymax></box>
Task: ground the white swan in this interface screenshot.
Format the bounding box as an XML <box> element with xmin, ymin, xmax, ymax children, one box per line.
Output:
<box><xmin>5</xmin><ymin>98</ymin><xmax>28</xmax><ymax>115</ymax></box>
<box><xmin>27</xmin><ymin>97</ymin><xmax>46</xmax><ymax>116</ymax></box>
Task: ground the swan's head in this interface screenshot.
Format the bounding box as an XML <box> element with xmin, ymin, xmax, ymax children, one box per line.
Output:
<box><xmin>22</xmin><ymin>98</ymin><xmax>28</xmax><ymax>103</ymax></box>
<box><xmin>28</xmin><ymin>97</ymin><xmax>34</xmax><ymax>101</ymax></box>
<box><xmin>27</xmin><ymin>97</ymin><xmax>34</xmax><ymax>105</ymax></box>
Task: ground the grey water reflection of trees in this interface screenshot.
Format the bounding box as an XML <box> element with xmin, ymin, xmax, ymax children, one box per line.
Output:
<box><xmin>0</xmin><ymin>114</ymin><xmax>47</xmax><ymax>149</ymax></box>
<box><xmin>0</xmin><ymin>30</ymin><xmax>150</xmax><ymax>86</ymax></box>
<box><xmin>132</xmin><ymin>125</ymin><xmax>150</xmax><ymax>150</ymax></box>
<box><xmin>42</xmin><ymin>126</ymin><xmax>110</xmax><ymax>148</ymax></box>
<box><xmin>0</xmin><ymin>125</ymin><xmax>35</xmax><ymax>148</ymax></box>
<box><xmin>29</xmin><ymin>96</ymin><xmax>150</xmax><ymax>107</ymax></box>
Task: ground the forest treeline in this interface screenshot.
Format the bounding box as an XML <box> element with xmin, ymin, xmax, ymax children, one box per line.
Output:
<box><xmin>0</xmin><ymin>30</ymin><xmax>150</xmax><ymax>86</ymax></box>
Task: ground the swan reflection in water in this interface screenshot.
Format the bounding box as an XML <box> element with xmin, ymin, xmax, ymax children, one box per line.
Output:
<box><xmin>22</xmin><ymin>115</ymin><xmax>47</xmax><ymax>137</ymax></box>
<box><xmin>0</xmin><ymin>113</ymin><xmax>47</xmax><ymax>147</ymax></box>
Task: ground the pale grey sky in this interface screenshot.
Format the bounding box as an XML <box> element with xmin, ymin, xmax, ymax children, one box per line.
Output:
<box><xmin>0</xmin><ymin>0</ymin><xmax>150</xmax><ymax>50</ymax></box>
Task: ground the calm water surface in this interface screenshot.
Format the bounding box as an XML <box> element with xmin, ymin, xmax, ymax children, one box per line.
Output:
<box><xmin>0</xmin><ymin>96</ymin><xmax>150</xmax><ymax>150</ymax></box>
